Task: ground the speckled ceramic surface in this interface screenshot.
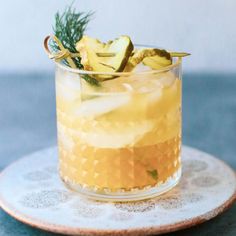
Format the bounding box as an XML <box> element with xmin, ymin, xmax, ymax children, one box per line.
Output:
<box><xmin>0</xmin><ymin>146</ymin><xmax>235</xmax><ymax>236</ymax></box>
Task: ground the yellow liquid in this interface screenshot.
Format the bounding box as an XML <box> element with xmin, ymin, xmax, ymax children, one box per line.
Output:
<box><xmin>56</xmin><ymin>71</ymin><xmax>181</xmax><ymax>192</ymax></box>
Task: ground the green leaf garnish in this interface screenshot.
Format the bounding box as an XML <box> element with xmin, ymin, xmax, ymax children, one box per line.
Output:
<box><xmin>81</xmin><ymin>74</ymin><xmax>100</xmax><ymax>86</ymax></box>
<box><xmin>51</xmin><ymin>3</ymin><xmax>99</xmax><ymax>86</ymax></box>
<box><xmin>51</xmin><ymin>4</ymin><xmax>93</xmax><ymax>68</ymax></box>
<box><xmin>147</xmin><ymin>169</ymin><xmax>158</xmax><ymax>181</ymax></box>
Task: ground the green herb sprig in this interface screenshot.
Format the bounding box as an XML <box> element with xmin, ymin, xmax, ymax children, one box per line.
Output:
<box><xmin>51</xmin><ymin>4</ymin><xmax>92</xmax><ymax>68</ymax></box>
<box><xmin>147</xmin><ymin>169</ymin><xmax>158</xmax><ymax>181</ymax></box>
<box><xmin>51</xmin><ymin>4</ymin><xmax>99</xmax><ymax>86</ymax></box>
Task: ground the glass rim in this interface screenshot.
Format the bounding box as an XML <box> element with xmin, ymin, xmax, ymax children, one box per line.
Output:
<box><xmin>55</xmin><ymin>44</ymin><xmax>182</xmax><ymax>76</ymax></box>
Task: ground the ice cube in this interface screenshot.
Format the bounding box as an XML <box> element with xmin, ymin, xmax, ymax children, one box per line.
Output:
<box><xmin>76</xmin><ymin>120</ymin><xmax>155</xmax><ymax>148</ymax></box>
<box><xmin>133</xmin><ymin>63</ymin><xmax>152</xmax><ymax>72</ymax></box>
<box><xmin>56</xmin><ymin>70</ymin><xmax>81</xmax><ymax>91</ymax></box>
<box><xmin>75</xmin><ymin>94</ymin><xmax>131</xmax><ymax>118</ymax></box>
<box><xmin>56</xmin><ymin>82</ymin><xmax>81</xmax><ymax>101</ymax></box>
<box><xmin>56</xmin><ymin>71</ymin><xmax>81</xmax><ymax>101</ymax></box>
<box><xmin>158</xmin><ymin>72</ymin><xmax>176</xmax><ymax>87</ymax></box>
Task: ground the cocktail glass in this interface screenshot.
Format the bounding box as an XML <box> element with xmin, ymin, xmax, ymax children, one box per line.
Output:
<box><xmin>55</xmin><ymin>51</ymin><xmax>182</xmax><ymax>201</ymax></box>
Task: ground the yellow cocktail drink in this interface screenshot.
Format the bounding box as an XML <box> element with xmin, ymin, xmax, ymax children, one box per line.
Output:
<box><xmin>56</xmin><ymin>64</ymin><xmax>182</xmax><ymax>200</ymax></box>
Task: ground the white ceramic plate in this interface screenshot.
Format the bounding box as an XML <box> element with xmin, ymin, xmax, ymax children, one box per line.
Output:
<box><xmin>0</xmin><ymin>146</ymin><xmax>235</xmax><ymax>235</ymax></box>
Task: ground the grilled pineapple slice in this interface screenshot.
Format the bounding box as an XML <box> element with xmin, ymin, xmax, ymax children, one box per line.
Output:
<box><xmin>76</xmin><ymin>35</ymin><xmax>133</xmax><ymax>81</ymax></box>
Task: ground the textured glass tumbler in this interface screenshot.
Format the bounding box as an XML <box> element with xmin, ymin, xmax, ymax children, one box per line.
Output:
<box><xmin>55</xmin><ymin>56</ymin><xmax>182</xmax><ymax>201</ymax></box>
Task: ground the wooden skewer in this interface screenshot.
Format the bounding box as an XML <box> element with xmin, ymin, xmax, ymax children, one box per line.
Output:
<box><xmin>169</xmin><ymin>52</ymin><xmax>191</xmax><ymax>57</ymax></box>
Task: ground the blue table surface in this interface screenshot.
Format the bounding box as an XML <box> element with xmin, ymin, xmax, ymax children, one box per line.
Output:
<box><xmin>0</xmin><ymin>72</ymin><xmax>235</xmax><ymax>236</ymax></box>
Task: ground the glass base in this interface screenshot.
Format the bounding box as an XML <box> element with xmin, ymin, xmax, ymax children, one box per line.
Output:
<box><xmin>61</xmin><ymin>167</ymin><xmax>181</xmax><ymax>202</ymax></box>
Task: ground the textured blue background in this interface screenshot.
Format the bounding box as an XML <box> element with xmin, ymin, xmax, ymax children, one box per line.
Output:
<box><xmin>0</xmin><ymin>72</ymin><xmax>235</xmax><ymax>235</ymax></box>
